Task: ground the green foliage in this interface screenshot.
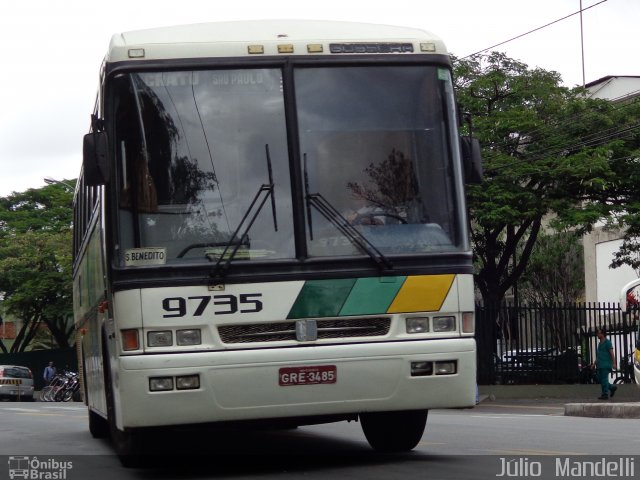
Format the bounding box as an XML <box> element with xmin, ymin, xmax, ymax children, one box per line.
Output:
<box><xmin>0</xmin><ymin>181</ymin><xmax>75</xmax><ymax>352</ymax></box>
<box><xmin>518</xmin><ymin>232</ymin><xmax>585</xmax><ymax>304</ymax></box>
<box><xmin>454</xmin><ymin>52</ymin><xmax>640</xmax><ymax>305</ymax></box>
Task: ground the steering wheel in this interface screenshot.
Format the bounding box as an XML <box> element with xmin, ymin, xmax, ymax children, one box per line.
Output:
<box><xmin>177</xmin><ymin>241</ymin><xmax>241</xmax><ymax>258</ymax></box>
<box><xmin>352</xmin><ymin>212</ymin><xmax>408</xmax><ymax>225</ymax></box>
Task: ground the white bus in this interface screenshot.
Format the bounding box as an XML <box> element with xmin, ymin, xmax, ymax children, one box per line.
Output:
<box><xmin>74</xmin><ymin>20</ymin><xmax>482</xmax><ymax>463</ymax></box>
<box><xmin>619</xmin><ymin>279</ymin><xmax>640</xmax><ymax>385</ymax></box>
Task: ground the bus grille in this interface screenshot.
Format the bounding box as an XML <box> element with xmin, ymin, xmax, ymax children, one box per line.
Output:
<box><xmin>218</xmin><ymin>317</ymin><xmax>391</xmax><ymax>344</ymax></box>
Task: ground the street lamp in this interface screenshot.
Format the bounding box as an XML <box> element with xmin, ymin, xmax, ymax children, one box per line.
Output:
<box><xmin>43</xmin><ymin>177</ymin><xmax>74</xmax><ymax>191</ymax></box>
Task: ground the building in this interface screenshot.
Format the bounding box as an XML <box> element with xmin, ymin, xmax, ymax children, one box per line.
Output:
<box><xmin>582</xmin><ymin>75</ymin><xmax>640</xmax><ymax>304</ymax></box>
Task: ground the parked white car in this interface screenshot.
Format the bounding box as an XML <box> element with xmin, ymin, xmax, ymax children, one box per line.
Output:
<box><xmin>0</xmin><ymin>365</ymin><xmax>35</xmax><ymax>401</ymax></box>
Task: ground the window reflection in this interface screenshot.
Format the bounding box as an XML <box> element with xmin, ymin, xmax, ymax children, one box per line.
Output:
<box><xmin>114</xmin><ymin>69</ymin><xmax>294</xmax><ymax>265</ymax></box>
<box><xmin>295</xmin><ymin>66</ymin><xmax>461</xmax><ymax>257</ymax></box>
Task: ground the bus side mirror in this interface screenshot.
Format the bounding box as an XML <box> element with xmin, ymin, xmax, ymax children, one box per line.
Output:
<box><xmin>460</xmin><ymin>136</ymin><xmax>483</xmax><ymax>184</ymax></box>
<box><xmin>83</xmin><ymin>131</ymin><xmax>109</xmax><ymax>186</ymax></box>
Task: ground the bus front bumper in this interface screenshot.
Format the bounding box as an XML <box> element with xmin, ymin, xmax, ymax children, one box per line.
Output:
<box><xmin>115</xmin><ymin>338</ymin><xmax>476</xmax><ymax>429</ymax></box>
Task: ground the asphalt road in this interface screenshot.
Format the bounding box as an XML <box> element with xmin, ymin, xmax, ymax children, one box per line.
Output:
<box><xmin>1</xmin><ymin>400</ymin><xmax>638</xmax><ymax>480</ymax></box>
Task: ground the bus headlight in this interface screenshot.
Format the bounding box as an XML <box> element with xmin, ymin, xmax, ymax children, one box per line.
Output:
<box><xmin>176</xmin><ymin>374</ymin><xmax>200</xmax><ymax>390</ymax></box>
<box><xmin>149</xmin><ymin>377</ymin><xmax>174</xmax><ymax>391</ymax></box>
<box><xmin>176</xmin><ymin>329</ymin><xmax>201</xmax><ymax>346</ymax></box>
<box><xmin>406</xmin><ymin>317</ymin><xmax>430</xmax><ymax>334</ymax></box>
<box><xmin>433</xmin><ymin>316</ymin><xmax>456</xmax><ymax>332</ymax></box>
<box><xmin>435</xmin><ymin>361</ymin><xmax>457</xmax><ymax>375</ymax></box>
<box><xmin>148</xmin><ymin>330</ymin><xmax>173</xmax><ymax>347</ymax></box>
<box><xmin>410</xmin><ymin>361</ymin><xmax>433</xmax><ymax>376</ymax></box>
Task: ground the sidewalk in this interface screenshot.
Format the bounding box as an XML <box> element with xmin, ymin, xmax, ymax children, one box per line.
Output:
<box><xmin>478</xmin><ymin>384</ymin><xmax>640</xmax><ymax>418</ymax></box>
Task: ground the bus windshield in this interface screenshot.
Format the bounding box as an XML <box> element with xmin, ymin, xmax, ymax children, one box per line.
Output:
<box><xmin>113</xmin><ymin>65</ymin><xmax>463</xmax><ymax>267</ymax></box>
<box><xmin>297</xmin><ymin>66</ymin><xmax>461</xmax><ymax>257</ymax></box>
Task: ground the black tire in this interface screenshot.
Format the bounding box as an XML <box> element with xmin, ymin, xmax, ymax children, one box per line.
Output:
<box><xmin>88</xmin><ymin>408</ymin><xmax>110</xmax><ymax>439</ymax></box>
<box><xmin>360</xmin><ymin>410</ymin><xmax>428</xmax><ymax>452</ymax></box>
<box><xmin>110</xmin><ymin>419</ymin><xmax>147</xmax><ymax>467</ymax></box>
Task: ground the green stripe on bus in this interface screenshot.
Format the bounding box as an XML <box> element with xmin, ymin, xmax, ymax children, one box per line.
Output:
<box><xmin>287</xmin><ymin>278</ymin><xmax>356</xmax><ymax>319</ymax></box>
<box><xmin>339</xmin><ymin>276</ymin><xmax>406</xmax><ymax>316</ymax></box>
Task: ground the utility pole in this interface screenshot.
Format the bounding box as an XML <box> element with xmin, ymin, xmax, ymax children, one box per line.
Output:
<box><xmin>580</xmin><ymin>0</ymin><xmax>586</xmax><ymax>87</ymax></box>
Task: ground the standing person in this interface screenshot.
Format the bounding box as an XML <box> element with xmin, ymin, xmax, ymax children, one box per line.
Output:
<box><xmin>593</xmin><ymin>327</ymin><xmax>617</xmax><ymax>400</ymax></box>
<box><xmin>43</xmin><ymin>361</ymin><xmax>56</xmax><ymax>384</ymax></box>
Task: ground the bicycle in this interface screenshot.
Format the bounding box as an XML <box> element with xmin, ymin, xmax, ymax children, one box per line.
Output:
<box><xmin>40</xmin><ymin>373</ymin><xmax>65</xmax><ymax>401</ymax></box>
<box><xmin>613</xmin><ymin>354</ymin><xmax>636</xmax><ymax>384</ymax></box>
<box><xmin>39</xmin><ymin>371</ymin><xmax>80</xmax><ymax>401</ymax></box>
<box><xmin>59</xmin><ymin>372</ymin><xmax>80</xmax><ymax>402</ymax></box>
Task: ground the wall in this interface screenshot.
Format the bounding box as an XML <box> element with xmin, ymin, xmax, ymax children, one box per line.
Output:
<box><xmin>0</xmin><ymin>348</ymin><xmax>78</xmax><ymax>390</ymax></box>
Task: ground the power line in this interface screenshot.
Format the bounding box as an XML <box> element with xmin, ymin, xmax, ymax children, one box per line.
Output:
<box><xmin>486</xmin><ymin>122</ymin><xmax>640</xmax><ymax>173</ymax></box>
<box><xmin>476</xmin><ymin>92</ymin><xmax>640</xmax><ymax>158</ymax></box>
<box><xmin>477</xmin><ymin>95</ymin><xmax>640</xmax><ymax>172</ymax></box>
<box><xmin>460</xmin><ymin>0</ymin><xmax>608</xmax><ymax>60</ymax></box>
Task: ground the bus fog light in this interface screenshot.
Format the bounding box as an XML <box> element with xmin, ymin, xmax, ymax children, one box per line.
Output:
<box><xmin>435</xmin><ymin>361</ymin><xmax>457</xmax><ymax>375</ymax></box>
<box><xmin>433</xmin><ymin>316</ymin><xmax>456</xmax><ymax>332</ymax></box>
<box><xmin>149</xmin><ymin>377</ymin><xmax>174</xmax><ymax>391</ymax></box>
<box><xmin>148</xmin><ymin>330</ymin><xmax>173</xmax><ymax>347</ymax></box>
<box><xmin>176</xmin><ymin>375</ymin><xmax>200</xmax><ymax>390</ymax></box>
<box><xmin>406</xmin><ymin>317</ymin><xmax>430</xmax><ymax>334</ymax></box>
<box><xmin>177</xmin><ymin>329</ymin><xmax>201</xmax><ymax>346</ymax></box>
<box><xmin>410</xmin><ymin>361</ymin><xmax>433</xmax><ymax>376</ymax></box>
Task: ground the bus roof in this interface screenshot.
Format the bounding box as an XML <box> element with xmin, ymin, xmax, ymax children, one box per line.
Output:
<box><xmin>106</xmin><ymin>20</ymin><xmax>448</xmax><ymax>63</ymax></box>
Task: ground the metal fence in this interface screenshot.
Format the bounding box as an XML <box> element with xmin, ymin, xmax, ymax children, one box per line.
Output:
<box><xmin>476</xmin><ymin>302</ymin><xmax>639</xmax><ymax>385</ymax></box>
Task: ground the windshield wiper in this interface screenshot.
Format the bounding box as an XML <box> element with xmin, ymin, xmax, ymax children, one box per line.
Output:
<box><xmin>209</xmin><ymin>144</ymin><xmax>277</xmax><ymax>285</ymax></box>
<box><xmin>303</xmin><ymin>154</ymin><xmax>393</xmax><ymax>272</ymax></box>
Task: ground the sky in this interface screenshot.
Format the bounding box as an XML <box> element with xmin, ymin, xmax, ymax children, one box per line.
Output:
<box><xmin>0</xmin><ymin>0</ymin><xmax>637</xmax><ymax>197</ymax></box>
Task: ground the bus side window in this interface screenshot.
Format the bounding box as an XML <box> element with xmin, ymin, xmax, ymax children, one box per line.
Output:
<box><xmin>120</xmin><ymin>149</ymin><xmax>158</xmax><ymax>213</ymax></box>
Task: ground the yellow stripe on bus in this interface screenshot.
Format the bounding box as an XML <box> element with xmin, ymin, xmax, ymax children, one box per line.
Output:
<box><xmin>387</xmin><ymin>274</ymin><xmax>455</xmax><ymax>313</ymax></box>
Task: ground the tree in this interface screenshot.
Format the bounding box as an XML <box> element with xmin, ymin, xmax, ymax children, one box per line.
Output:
<box><xmin>518</xmin><ymin>231</ymin><xmax>585</xmax><ymax>304</ymax></box>
<box><xmin>453</xmin><ymin>52</ymin><xmax>640</xmax><ymax>307</ymax></box>
<box><xmin>347</xmin><ymin>149</ymin><xmax>419</xmax><ymax>211</ymax></box>
<box><xmin>0</xmin><ymin>181</ymin><xmax>75</xmax><ymax>352</ymax></box>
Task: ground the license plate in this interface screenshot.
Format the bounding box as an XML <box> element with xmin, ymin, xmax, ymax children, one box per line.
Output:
<box><xmin>279</xmin><ymin>365</ymin><xmax>337</xmax><ymax>386</ymax></box>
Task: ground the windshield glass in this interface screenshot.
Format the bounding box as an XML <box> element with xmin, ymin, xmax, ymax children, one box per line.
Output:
<box><xmin>113</xmin><ymin>69</ymin><xmax>294</xmax><ymax>266</ymax></box>
<box><xmin>113</xmin><ymin>64</ymin><xmax>464</xmax><ymax>268</ymax></box>
<box><xmin>296</xmin><ymin>66</ymin><xmax>462</xmax><ymax>257</ymax></box>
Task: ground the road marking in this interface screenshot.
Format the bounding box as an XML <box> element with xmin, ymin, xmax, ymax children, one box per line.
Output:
<box><xmin>485</xmin><ymin>448</ymin><xmax>584</xmax><ymax>456</ymax></box>
<box><xmin>0</xmin><ymin>407</ymin><xmax>39</xmax><ymax>413</ymax></box>
<box><xmin>469</xmin><ymin>413</ymin><xmax>564</xmax><ymax>419</ymax></box>
<box><xmin>479</xmin><ymin>403</ymin><xmax>565</xmax><ymax>410</ymax></box>
<box><xmin>16</xmin><ymin>412</ymin><xmax>67</xmax><ymax>417</ymax></box>
<box><xmin>42</xmin><ymin>405</ymin><xmax>85</xmax><ymax>410</ymax></box>
<box><xmin>0</xmin><ymin>406</ymin><xmax>86</xmax><ymax>418</ymax></box>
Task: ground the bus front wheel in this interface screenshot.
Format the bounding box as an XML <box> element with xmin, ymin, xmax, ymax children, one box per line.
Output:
<box><xmin>360</xmin><ymin>410</ymin><xmax>428</xmax><ymax>452</ymax></box>
<box><xmin>88</xmin><ymin>409</ymin><xmax>109</xmax><ymax>439</ymax></box>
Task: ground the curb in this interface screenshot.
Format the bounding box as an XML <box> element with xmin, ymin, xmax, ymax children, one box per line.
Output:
<box><xmin>478</xmin><ymin>384</ymin><xmax>640</xmax><ymax>418</ymax></box>
<box><xmin>564</xmin><ymin>402</ymin><xmax>640</xmax><ymax>418</ymax></box>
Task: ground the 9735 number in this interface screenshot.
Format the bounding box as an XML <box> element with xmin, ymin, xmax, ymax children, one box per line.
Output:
<box><xmin>162</xmin><ymin>294</ymin><xmax>262</xmax><ymax>318</ymax></box>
